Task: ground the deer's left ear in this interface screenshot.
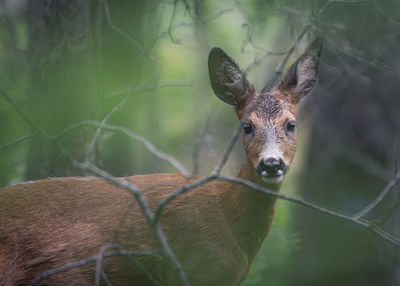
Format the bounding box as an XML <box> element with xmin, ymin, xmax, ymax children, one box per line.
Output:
<box><xmin>278</xmin><ymin>38</ymin><xmax>323</xmax><ymax>104</ymax></box>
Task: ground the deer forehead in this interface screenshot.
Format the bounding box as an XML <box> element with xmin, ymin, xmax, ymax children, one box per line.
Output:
<box><xmin>248</xmin><ymin>93</ymin><xmax>296</xmax><ymax>127</ymax></box>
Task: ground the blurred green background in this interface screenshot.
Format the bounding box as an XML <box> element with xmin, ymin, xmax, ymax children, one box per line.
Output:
<box><xmin>1</xmin><ymin>0</ymin><xmax>400</xmax><ymax>285</ymax></box>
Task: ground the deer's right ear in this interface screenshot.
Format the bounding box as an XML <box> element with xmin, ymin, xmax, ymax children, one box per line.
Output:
<box><xmin>208</xmin><ymin>48</ymin><xmax>254</xmax><ymax>108</ymax></box>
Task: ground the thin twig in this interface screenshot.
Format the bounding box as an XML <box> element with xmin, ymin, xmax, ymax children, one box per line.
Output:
<box><xmin>94</xmin><ymin>243</ymin><xmax>117</xmax><ymax>286</ymax></box>
<box><xmin>73</xmin><ymin>162</ymin><xmax>191</xmax><ymax>286</ymax></box>
<box><xmin>1</xmin><ymin>88</ymin><xmax>190</xmax><ymax>175</ymax></box>
<box><xmin>353</xmin><ymin>168</ymin><xmax>400</xmax><ymax>219</ymax></box>
<box><xmin>106</xmin><ymin>79</ymin><xmax>191</xmax><ymax>98</ymax></box>
<box><xmin>328</xmin><ymin>41</ymin><xmax>395</xmax><ymax>75</ymax></box>
<box><xmin>150</xmin><ymin>6</ymin><xmax>235</xmax><ymax>49</ymax></box>
<box><xmin>211</xmin><ymin>123</ymin><xmax>242</xmax><ymax>176</ymax></box>
<box><xmin>191</xmin><ymin>111</ymin><xmax>214</xmax><ymax>175</ymax></box>
<box><xmin>261</xmin><ymin>27</ymin><xmax>309</xmax><ymax>93</ymax></box>
<box><xmin>0</xmin><ymin>90</ymin><xmax>47</xmax><ymax>137</ymax></box>
<box><xmin>56</xmin><ymin>120</ymin><xmax>189</xmax><ymax>175</ymax></box>
<box><xmin>153</xmin><ymin>169</ymin><xmax>400</xmax><ymax>249</ymax></box>
<box><xmin>101</xmin><ymin>0</ymin><xmax>155</xmax><ymax>62</ymax></box>
<box><xmin>313</xmin><ymin>121</ymin><xmax>391</xmax><ymax>181</ymax></box>
<box><xmin>244</xmin><ymin>50</ymin><xmax>288</xmax><ymax>74</ymax></box>
<box><xmin>29</xmin><ymin>246</ymin><xmax>155</xmax><ymax>286</ymax></box>
<box><xmin>4</xmin><ymin>1</ymin><xmax>400</xmax><ymax>283</ymax></box>
<box><xmin>153</xmin><ymin>174</ymin><xmax>217</xmax><ymax>224</ymax></box>
<box><xmin>166</xmin><ymin>0</ymin><xmax>181</xmax><ymax>44</ymax></box>
<box><xmin>0</xmin><ymin>133</ymin><xmax>37</xmax><ymax>153</ymax></box>
<box><xmin>84</xmin><ymin>67</ymin><xmax>162</xmax><ymax>163</ymax></box>
<box><xmin>216</xmin><ymin>176</ymin><xmax>400</xmax><ymax>247</ymax></box>
<box><xmin>236</xmin><ymin>0</ymin><xmax>270</xmax><ymax>53</ymax></box>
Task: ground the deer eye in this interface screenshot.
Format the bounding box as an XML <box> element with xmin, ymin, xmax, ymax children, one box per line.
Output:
<box><xmin>242</xmin><ymin>122</ymin><xmax>254</xmax><ymax>135</ymax></box>
<box><xmin>286</xmin><ymin>121</ymin><xmax>296</xmax><ymax>132</ymax></box>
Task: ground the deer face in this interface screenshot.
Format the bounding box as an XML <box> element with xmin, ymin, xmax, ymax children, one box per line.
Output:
<box><xmin>208</xmin><ymin>42</ymin><xmax>321</xmax><ymax>184</ymax></box>
<box><xmin>239</xmin><ymin>91</ymin><xmax>298</xmax><ymax>183</ymax></box>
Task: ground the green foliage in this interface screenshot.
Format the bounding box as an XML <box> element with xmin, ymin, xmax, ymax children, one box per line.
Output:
<box><xmin>3</xmin><ymin>0</ymin><xmax>398</xmax><ymax>285</ymax></box>
<box><xmin>0</xmin><ymin>0</ymin><xmax>309</xmax><ymax>282</ymax></box>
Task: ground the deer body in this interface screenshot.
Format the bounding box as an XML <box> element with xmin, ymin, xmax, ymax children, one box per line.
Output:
<box><xmin>1</xmin><ymin>171</ymin><xmax>276</xmax><ymax>285</ymax></box>
<box><xmin>0</xmin><ymin>42</ymin><xmax>321</xmax><ymax>286</ymax></box>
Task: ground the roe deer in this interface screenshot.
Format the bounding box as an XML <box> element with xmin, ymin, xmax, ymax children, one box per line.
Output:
<box><xmin>0</xmin><ymin>40</ymin><xmax>322</xmax><ymax>286</ymax></box>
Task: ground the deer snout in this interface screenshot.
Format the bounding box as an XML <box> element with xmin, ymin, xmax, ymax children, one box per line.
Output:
<box><xmin>256</xmin><ymin>158</ymin><xmax>287</xmax><ymax>183</ymax></box>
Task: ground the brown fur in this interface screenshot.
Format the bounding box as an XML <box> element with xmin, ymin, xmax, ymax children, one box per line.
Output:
<box><xmin>0</xmin><ymin>45</ymin><xmax>320</xmax><ymax>285</ymax></box>
<box><xmin>0</xmin><ymin>173</ymin><xmax>277</xmax><ymax>286</ymax></box>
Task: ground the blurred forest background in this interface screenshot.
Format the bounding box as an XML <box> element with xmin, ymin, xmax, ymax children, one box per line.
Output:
<box><xmin>1</xmin><ymin>0</ymin><xmax>400</xmax><ymax>285</ymax></box>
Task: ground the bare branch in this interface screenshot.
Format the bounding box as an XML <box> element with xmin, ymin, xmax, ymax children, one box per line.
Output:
<box><xmin>353</xmin><ymin>168</ymin><xmax>400</xmax><ymax>219</ymax></box>
<box><xmin>327</xmin><ymin>40</ymin><xmax>396</xmax><ymax>75</ymax></box>
<box><xmin>95</xmin><ymin>243</ymin><xmax>114</xmax><ymax>286</ymax></box>
<box><xmin>259</xmin><ymin>0</ymin><xmax>375</xmax><ymax>94</ymax></box>
<box><xmin>0</xmin><ymin>133</ymin><xmax>37</xmax><ymax>153</ymax></box>
<box><xmin>84</xmin><ymin>67</ymin><xmax>162</xmax><ymax>163</ymax></box>
<box><xmin>150</xmin><ymin>170</ymin><xmax>400</xmax><ymax>249</ymax></box>
<box><xmin>216</xmin><ymin>176</ymin><xmax>400</xmax><ymax>248</ymax></box>
<box><xmin>101</xmin><ymin>0</ymin><xmax>155</xmax><ymax>62</ymax></box>
<box><xmin>314</xmin><ymin>124</ymin><xmax>392</xmax><ymax>181</ymax></box>
<box><xmin>72</xmin><ymin>162</ymin><xmax>191</xmax><ymax>286</ymax></box>
<box><xmin>1</xmin><ymin>86</ymin><xmax>190</xmax><ymax>176</ymax></box>
<box><xmin>211</xmin><ymin>122</ymin><xmax>242</xmax><ymax>176</ymax></box>
<box><xmin>328</xmin><ymin>0</ymin><xmax>372</xmax><ymax>4</ymax></box>
<box><xmin>0</xmin><ymin>90</ymin><xmax>47</xmax><ymax>137</ymax></box>
<box><xmin>57</xmin><ymin>120</ymin><xmax>190</xmax><ymax>175</ymax></box>
<box><xmin>261</xmin><ymin>27</ymin><xmax>309</xmax><ymax>93</ymax></box>
<box><xmin>150</xmin><ymin>6</ymin><xmax>235</xmax><ymax>48</ymax></box>
<box><xmin>29</xmin><ymin>245</ymin><xmax>155</xmax><ymax>286</ymax></box>
<box><xmin>154</xmin><ymin>175</ymin><xmax>217</xmax><ymax>225</ymax></box>
<box><xmin>191</xmin><ymin>111</ymin><xmax>214</xmax><ymax>175</ymax></box>
<box><xmin>373</xmin><ymin>0</ymin><xmax>400</xmax><ymax>26</ymax></box>
<box><xmin>343</xmin><ymin>145</ymin><xmax>392</xmax><ymax>181</ymax></box>
<box><xmin>236</xmin><ymin>0</ymin><xmax>271</xmax><ymax>54</ymax></box>
<box><xmin>244</xmin><ymin>50</ymin><xmax>288</xmax><ymax>74</ymax></box>
<box><xmin>106</xmin><ymin>79</ymin><xmax>192</xmax><ymax>98</ymax></box>
<box><xmin>166</xmin><ymin>0</ymin><xmax>181</xmax><ymax>44</ymax></box>
<box><xmin>3</xmin><ymin>1</ymin><xmax>400</xmax><ymax>282</ymax></box>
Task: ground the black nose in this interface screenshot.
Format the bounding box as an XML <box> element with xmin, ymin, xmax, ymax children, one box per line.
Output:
<box><xmin>256</xmin><ymin>158</ymin><xmax>286</xmax><ymax>177</ymax></box>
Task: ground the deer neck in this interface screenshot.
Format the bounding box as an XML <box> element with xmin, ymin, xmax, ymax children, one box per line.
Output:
<box><xmin>222</xmin><ymin>160</ymin><xmax>280</xmax><ymax>262</ymax></box>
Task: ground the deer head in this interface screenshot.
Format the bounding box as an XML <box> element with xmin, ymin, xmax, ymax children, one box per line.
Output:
<box><xmin>208</xmin><ymin>40</ymin><xmax>322</xmax><ymax>184</ymax></box>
